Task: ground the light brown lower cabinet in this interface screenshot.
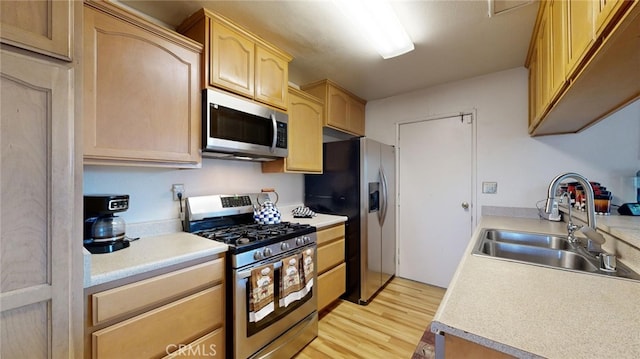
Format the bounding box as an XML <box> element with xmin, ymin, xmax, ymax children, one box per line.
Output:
<box><xmin>85</xmin><ymin>256</ymin><xmax>225</xmax><ymax>359</ymax></box>
<box><xmin>316</xmin><ymin>223</ymin><xmax>346</xmax><ymax>311</ymax></box>
<box><xmin>318</xmin><ymin>263</ymin><xmax>347</xmax><ymax>311</ymax></box>
<box><xmin>442</xmin><ymin>334</ymin><xmax>514</xmax><ymax>359</ymax></box>
<box><xmin>163</xmin><ymin>328</ymin><xmax>225</xmax><ymax>359</ymax></box>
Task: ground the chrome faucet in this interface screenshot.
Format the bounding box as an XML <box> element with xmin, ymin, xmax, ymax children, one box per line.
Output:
<box><xmin>545</xmin><ymin>172</ymin><xmax>608</xmax><ymax>254</ymax></box>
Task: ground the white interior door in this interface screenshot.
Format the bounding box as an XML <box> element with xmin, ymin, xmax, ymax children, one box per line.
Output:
<box><xmin>398</xmin><ymin>114</ymin><xmax>473</xmax><ymax>288</ymax></box>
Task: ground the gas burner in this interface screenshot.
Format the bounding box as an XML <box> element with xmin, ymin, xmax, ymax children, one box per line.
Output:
<box><xmin>194</xmin><ymin>221</ymin><xmax>314</xmax><ymax>252</ymax></box>
<box><xmin>236</xmin><ymin>237</ymin><xmax>251</xmax><ymax>245</ymax></box>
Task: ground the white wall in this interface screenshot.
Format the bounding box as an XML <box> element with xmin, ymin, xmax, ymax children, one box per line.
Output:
<box><xmin>366</xmin><ymin>67</ymin><xmax>640</xmax><ymax>211</ymax></box>
<box><xmin>84</xmin><ymin>159</ymin><xmax>304</xmax><ymax>224</ymax></box>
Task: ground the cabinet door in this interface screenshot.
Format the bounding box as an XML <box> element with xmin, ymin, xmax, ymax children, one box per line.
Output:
<box><xmin>1</xmin><ymin>49</ymin><xmax>76</xmax><ymax>358</ymax></box>
<box><xmin>255</xmin><ymin>45</ymin><xmax>289</xmax><ymax>109</ymax></box>
<box><xmin>83</xmin><ymin>4</ymin><xmax>201</xmax><ymax>166</ymax></box>
<box><xmin>595</xmin><ymin>0</ymin><xmax>627</xmax><ymax>36</ymax></box>
<box><xmin>348</xmin><ymin>97</ymin><xmax>366</xmax><ymax>136</ymax></box>
<box><xmin>538</xmin><ymin>6</ymin><xmax>551</xmax><ymax>108</ymax></box>
<box><xmin>0</xmin><ymin>0</ymin><xmax>72</xmax><ymax>60</ymax></box>
<box><xmin>92</xmin><ymin>286</ymin><xmax>223</xmax><ymax>359</ymax></box>
<box><xmin>549</xmin><ymin>0</ymin><xmax>567</xmax><ymax>102</ymax></box>
<box><xmin>566</xmin><ymin>0</ymin><xmax>595</xmax><ymax>78</ymax></box>
<box><xmin>528</xmin><ymin>45</ymin><xmax>540</xmax><ymax>130</ymax></box>
<box><xmin>162</xmin><ymin>328</ymin><xmax>224</xmax><ymax>358</ymax></box>
<box><xmin>286</xmin><ymin>90</ymin><xmax>323</xmax><ymax>172</ymax></box>
<box><xmin>317</xmin><ymin>263</ymin><xmax>346</xmax><ymax>311</ymax></box>
<box><xmin>327</xmin><ymin>85</ymin><xmax>350</xmax><ymax>131</ymax></box>
<box><xmin>210</xmin><ymin>19</ymin><xmax>255</xmax><ymax>98</ymax></box>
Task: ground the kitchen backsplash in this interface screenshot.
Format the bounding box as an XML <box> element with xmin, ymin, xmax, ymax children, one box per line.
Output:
<box><xmin>84</xmin><ymin>159</ymin><xmax>304</xmax><ymax>226</ymax></box>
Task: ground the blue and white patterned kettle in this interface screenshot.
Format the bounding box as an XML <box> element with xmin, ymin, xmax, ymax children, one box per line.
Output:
<box><xmin>253</xmin><ymin>192</ymin><xmax>281</xmax><ymax>225</ymax></box>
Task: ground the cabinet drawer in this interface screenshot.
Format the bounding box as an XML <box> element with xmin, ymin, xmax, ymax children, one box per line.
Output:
<box><xmin>92</xmin><ymin>286</ymin><xmax>223</xmax><ymax>359</ymax></box>
<box><xmin>317</xmin><ymin>224</ymin><xmax>344</xmax><ymax>246</ymax></box>
<box><xmin>163</xmin><ymin>327</ymin><xmax>224</xmax><ymax>358</ymax></box>
<box><xmin>317</xmin><ymin>238</ymin><xmax>345</xmax><ymax>274</ymax></box>
<box><xmin>317</xmin><ymin>262</ymin><xmax>346</xmax><ymax>311</ymax></box>
<box><xmin>92</xmin><ymin>259</ymin><xmax>223</xmax><ymax>325</ymax></box>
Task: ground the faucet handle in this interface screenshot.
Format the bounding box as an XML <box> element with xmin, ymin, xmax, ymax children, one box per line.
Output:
<box><xmin>580</xmin><ymin>226</ymin><xmax>606</xmax><ymax>245</ymax></box>
<box><xmin>600</xmin><ymin>253</ymin><xmax>617</xmax><ymax>272</ymax></box>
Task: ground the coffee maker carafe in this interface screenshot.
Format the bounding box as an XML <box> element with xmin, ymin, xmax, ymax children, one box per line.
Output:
<box><xmin>84</xmin><ymin>194</ymin><xmax>130</xmax><ymax>254</ymax></box>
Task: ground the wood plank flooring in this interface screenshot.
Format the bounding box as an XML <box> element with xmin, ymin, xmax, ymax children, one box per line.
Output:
<box><xmin>295</xmin><ymin>277</ymin><xmax>446</xmax><ymax>359</ymax></box>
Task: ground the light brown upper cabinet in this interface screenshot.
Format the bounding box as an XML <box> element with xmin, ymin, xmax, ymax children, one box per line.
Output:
<box><xmin>83</xmin><ymin>1</ymin><xmax>202</xmax><ymax>168</ymax></box>
<box><xmin>595</xmin><ymin>0</ymin><xmax>629</xmax><ymax>36</ymax></box>
<box><xmin>566</xmin><ymin>0</ymin><xmax>596</xmax><ymax>79</ymax></box>
<box><xmin>528</xmin><ymin>0</ymin><xmax>568</xmax><ymax>131</ymax></box>
<box><xmin>178</xmin><ymin>9</ymin><xmax>292</xmax><ymax>110</ymax></box>
<box><xmin>0</xmin><ymin>0</ymin><xmax>72</xmax><ymax>60</ymax></box>
<box><xmin>262</xmin><ymin>87</ymin><xmax>324</xmax><ymax>174</ymax></box>
<box><xmin>526</xmin><ymin>0</ymin><xmax>639</xmax><ymax>136</ymax></box>
<box><xmin>301</xmin><ymin>79</ymin><xmax>366</xmax><ymax>136</ymax></box>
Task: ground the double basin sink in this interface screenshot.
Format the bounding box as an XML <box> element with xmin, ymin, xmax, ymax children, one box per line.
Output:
<box><xmin>472</xmin><ymin>229</ymin><xmax>640</xmax><ymax>281</ymax></box>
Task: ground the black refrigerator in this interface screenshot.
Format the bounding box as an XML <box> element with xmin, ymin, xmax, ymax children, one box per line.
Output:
<box><xmin>305</xmin><ymin>137</ymin><xmax>396</xmax><ymax>304</ymax></box>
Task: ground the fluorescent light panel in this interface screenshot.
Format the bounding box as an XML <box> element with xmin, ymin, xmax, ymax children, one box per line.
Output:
<box><xmin>333</xmin><ymin>0</ymin><xmax>414</xmax><ymax>59</ymax></box>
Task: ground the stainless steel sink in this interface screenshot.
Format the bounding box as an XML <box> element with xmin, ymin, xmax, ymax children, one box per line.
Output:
<box><xmin>473</xmin><ymin>228</ymin><xmax>640</xmax><ymax>281</ymax></box>
<box><xmin>479</xmin><ymin>241</ymin><xmax>597</xmax><ymax>271</ymax></box>
<box><xmin>484</xmin><ymin>229</ymin><xmax>570</xmax><ymax>250</ymax></box>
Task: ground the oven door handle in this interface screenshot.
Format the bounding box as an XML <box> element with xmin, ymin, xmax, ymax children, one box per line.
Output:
<box><xmin>237</xmin><ymin>260</ymin><xmax>283</xmax><ymax>279</ymax></box>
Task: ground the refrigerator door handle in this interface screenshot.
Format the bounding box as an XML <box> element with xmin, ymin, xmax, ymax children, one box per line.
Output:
<box><xmin>379</xmin><ymin>167</ymin><xmax>388</xmax><ymax>226</ymax></box>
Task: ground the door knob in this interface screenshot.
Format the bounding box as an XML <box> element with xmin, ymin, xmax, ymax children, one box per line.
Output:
<box><xmin>461</xmin><ymin>202</ymin><xmax>469</xmax><ymax>209</ymax></box>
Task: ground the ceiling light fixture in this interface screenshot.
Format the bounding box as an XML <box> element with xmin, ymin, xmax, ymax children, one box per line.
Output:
<box><xmin>333</xmin><ymin>0</ymin><xmax>415</xmax><ymax>59</ymax></box>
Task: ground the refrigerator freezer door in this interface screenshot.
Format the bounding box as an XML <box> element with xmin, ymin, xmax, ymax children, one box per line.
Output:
<box><xmin>380</xmin><ymin>143</ymin><xmax>396</xmax><ymax>286</ymax></box>
<box><xmin>362</xmin><ymin>139</ymin><xmax>382</xmax><ymax>302</ymax></box>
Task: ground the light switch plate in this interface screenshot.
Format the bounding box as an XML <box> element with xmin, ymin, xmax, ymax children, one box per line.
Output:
<box><xmin>482</xmin><ymin>181</ymin><xmax>498</xmax><ymax>194</ymax></box>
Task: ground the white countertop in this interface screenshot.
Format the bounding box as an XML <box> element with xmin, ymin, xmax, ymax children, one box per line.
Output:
<box><xmin>431</xmin><ymin>216</ymin><xmax>640</xmax><ymax>358</ymax></box>
<box><xmin>84</xmin><ymin>232</ymin><xmax>227</xmax><ymax>288</ymax></box>
<box><xmin>84</xmin><ymin>208</ymin><xmax>345</xmax><ymax>288</ymax></box>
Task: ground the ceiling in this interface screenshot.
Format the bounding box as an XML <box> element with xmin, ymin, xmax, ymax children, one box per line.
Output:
<box><xmin>117</xmin><ymin>0</ymin><xmax>539</xmax><ymax>101</ymax></box>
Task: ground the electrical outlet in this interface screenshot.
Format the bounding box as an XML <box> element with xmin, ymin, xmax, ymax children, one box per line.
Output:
<box><xmin>482</xmin><ymin>181</ymin><xmax>498</xmax><ymax>194</ymax></box>
<box><xmin>172</xmin><ymin>184</ymin><xmax>185</xmax><ymax>201</ymax></box>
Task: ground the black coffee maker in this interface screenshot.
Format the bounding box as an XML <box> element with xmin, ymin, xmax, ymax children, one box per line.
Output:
<box><xmin>84</xmin><ymin>194</ymin><xmax>130</xmax><ymax>254</ymax></box>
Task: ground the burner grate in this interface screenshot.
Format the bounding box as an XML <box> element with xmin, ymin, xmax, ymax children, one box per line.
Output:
<box><xmin>195</xmin><ymin>222</ymin><xmax>313</xmax><ymax>247</ymax></box>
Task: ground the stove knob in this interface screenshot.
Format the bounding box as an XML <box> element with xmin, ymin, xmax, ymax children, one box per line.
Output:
<box><xmin>295</xmin><ymin>237</ymin><xmax>303</xmax><ymax>246</ymax></box>
<box><xmin>281</xmin><ymin>242</ymin><xmax>290</xmax><ymax>250</ymax></box>
<box><xmin>303</xmin><ymin>236</ymin><xmax>310</xmax><ymax>244</ymax></box>
<box><xmin>263</xmin><ymin>248</ymin><xmax>273</xmax><ymax>257</ymax></box>
<box><xmin>254</xmin><ymin>251</ymin><xmax>263</xmax><ymax>260</ymax></box>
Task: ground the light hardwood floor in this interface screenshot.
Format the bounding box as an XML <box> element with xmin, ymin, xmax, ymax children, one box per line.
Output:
<box><xmin>295</xmin><ymin>277</ymin><xmax>446</xmax><ymax>359</ymax></box>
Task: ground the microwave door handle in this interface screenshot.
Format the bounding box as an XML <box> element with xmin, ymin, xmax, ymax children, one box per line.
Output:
<box><xmin>270</xmin><ymin>114</ymin><xmax>277</xmax><ymax>153</ymax></box>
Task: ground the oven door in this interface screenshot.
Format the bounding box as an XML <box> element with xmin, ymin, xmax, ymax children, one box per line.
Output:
<box><xmin>233</xmin><ymin>245</ymin><xmax>317</xmax><ymax>359</ymax></box>
<box><xmin>203</xmin><ymin>88</ymin><xmax>288</xmax><ymax>159</ymax></box>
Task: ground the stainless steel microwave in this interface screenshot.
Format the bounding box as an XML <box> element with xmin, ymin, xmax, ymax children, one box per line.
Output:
<box><xmin>202</xmin><ymin>88</ymin><xmax>288</xmax><ymax>161</ymax></box>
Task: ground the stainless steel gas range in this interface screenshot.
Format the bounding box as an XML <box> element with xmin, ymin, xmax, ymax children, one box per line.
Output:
<box><xmin>184</xmin><ymin>193</ymin><xmax>318</xmax><ymax>359</ymax></box>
